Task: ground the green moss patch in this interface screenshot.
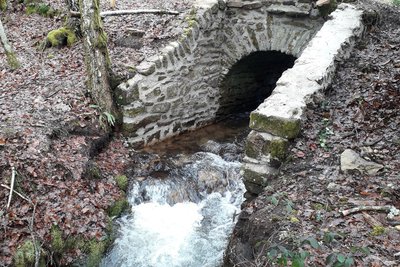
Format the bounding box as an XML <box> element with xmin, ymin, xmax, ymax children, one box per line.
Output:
<box><xmin>86</xmin><ymin>240</ymin><xmax>106</xmax><ymax>267</ymax></box>
<box><xmin>250</xmin><ymin>112</ymin><xmax>301</xmax><ymax>139</ymax></box>
<box><xmin>115</xmin><ymin>175</ymin><xmax>128</xmax><ymax>192</ymax></box>
<box><xmin>95</xmin><ymin>31</ymin><xmax>108</xmax><ymax>50</ymax></box>
<box><xmin>5</xmin><ymin>51</ymin><xmax>20</xmax><ymax>70</ymax></box>
<box><xmin>14</xmin><ymin>240</ymin><xmax>36</xmax><ymax>267</ymax></box>
<box><xmin>46</xmin><ymin>27</ymin><xmax>77</xmax><ymax>48</ymax></box>
<box><xmin>107</xmin><ymin>198</ymin><xmax>129</xmax><ymax>217</ymax></box>
<box><xmin>51</xmin><ymin>225</ymin><xmax>64</xmax><ymax>253</ymax></box>
<box><xmin>14</xmin><ymin>240</ymin><xmax>47</xmax><ymax>267</ymax></box>
<box><xmin>26</xmin><ymin>2</ymin><xmax>58</xmax><ymax>17</ymax></box>
<box><xmin>263</xmin><ymin>138</ymin><xmax>289</xmax><ymax>161</ymax></box>
<box><xmin>0</xmin><ymin>0</ymin><xmax>7</xmax><ymax>11</ymax></box>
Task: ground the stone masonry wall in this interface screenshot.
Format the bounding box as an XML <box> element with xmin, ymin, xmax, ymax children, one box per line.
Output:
<box><xmin>116</xmin><ymin>0</ymin><xmax>323</xmax><ymax>147</ymax></box>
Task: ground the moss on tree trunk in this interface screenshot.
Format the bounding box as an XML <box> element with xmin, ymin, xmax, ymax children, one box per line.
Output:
<box><xmin>0</xmin><ymin>18</ymin><xmax>20</xmax><ymax>70</ymax></box>
<box><xmin>79</xmin><ymin>0</ymin><xmax>118</xmax><ymax>127</ymax></box>
<box><xmin>0</xmin><ymin>0</ymin><xmax>7</xmax><ymax>11</ymax></box>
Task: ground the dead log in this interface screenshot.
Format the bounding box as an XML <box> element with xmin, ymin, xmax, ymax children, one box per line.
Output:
<box><xmin>79</xmin><ymin>0</ymin><xmax>118</xmax><ymax>125</ymax></box>
<box><xmin>0</xmin><ymin>18</ymin><xmax>20</xmax><ymax>69</ymax></box>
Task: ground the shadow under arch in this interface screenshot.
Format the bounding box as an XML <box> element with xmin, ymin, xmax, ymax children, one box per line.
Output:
<box><xmin>217</xmin><ymin>51</ymin><xmax>297</xmax><ymax>119</ymax></box>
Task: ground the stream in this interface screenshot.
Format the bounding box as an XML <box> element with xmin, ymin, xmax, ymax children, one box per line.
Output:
<box><xmin>101</xmin><ymin>114</ymin><xmax>250</xmax><ymax>267</ymax></box>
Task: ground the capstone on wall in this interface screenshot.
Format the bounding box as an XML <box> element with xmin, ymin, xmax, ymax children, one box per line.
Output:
<box><xmin>116</xmin><ymin>0</ymin><xmax>323</xmax><ymax>147</ymax></box>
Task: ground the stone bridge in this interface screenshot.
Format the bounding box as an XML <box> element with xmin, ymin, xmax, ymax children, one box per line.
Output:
<box><xmin>115</xmin><ymin>0</ymin><xmax>364</xmax><ymax>194</ymax></box>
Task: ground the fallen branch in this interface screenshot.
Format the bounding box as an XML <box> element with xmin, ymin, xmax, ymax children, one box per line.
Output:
<box><xmin>1</xmin><ymin>183</ymin><xmax>31</xmax><ymax>203</ymax></box>
<box><xmin>6</xmin><ymin>167</ymin><xmax>15</xmax><ymax>209</ymax></box>
<box><xmin>70</xmin><ymin>9</ymin><xmax>179</xmax><ymax>18</ymax></box>
<box><xmin>342</xmin><ymin>205</ymin><xmax>392</xmax><ymax>216</ymax></box>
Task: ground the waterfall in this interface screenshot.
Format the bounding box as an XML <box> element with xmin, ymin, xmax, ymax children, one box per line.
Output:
<box><xmin>102</xmin><ymin>116</ymin><xmax>249</xmax><ymax>267</ymax></box>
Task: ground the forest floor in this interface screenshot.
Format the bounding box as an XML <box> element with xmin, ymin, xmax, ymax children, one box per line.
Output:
<box><xmin>0</xmin><ymin>0</ymin><xmax>193</xmax><ymax>265</ymax></box>
<box><xmin>227</xmin><ymin>1</ymin><xmax>400</xmax><ymax>266</ymax></box>
<box><xmin>0</xmin><ymin>0</ymin><xmax>399</xmax><ymax>266</ymax></box>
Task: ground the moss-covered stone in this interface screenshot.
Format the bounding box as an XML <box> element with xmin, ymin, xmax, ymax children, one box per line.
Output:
<box><xmin>14</xmin><ymin>240</ymin><xmax>36</xmax><ymax>267</ymax></box>
<box><xmin>51</xmin><ymin>225</ymin><xmax>64</xmax><ymax>253</ymax></box>
<box><xmin>250</xmin><ymin>112</ymin><xmax>301</xmax><ymax>139</ymax></box>
<box><xmin>263</xmin><ymin>138</ymin><xmax>289</xmax><ymax>161</ymax></box>
<box><xmin>114</xmin><ymin>175</ymin><xmax>128</xmax><ymax>192</ymax></box>
<box><xmin>46</xmin><ymin>27</ymin><xmax>77</xmax><ymax>47</ymax></box>
<box><xmin>107</xmin><ymin>199</ymin><xmax>129</xmax><ymax>217</ymax></box>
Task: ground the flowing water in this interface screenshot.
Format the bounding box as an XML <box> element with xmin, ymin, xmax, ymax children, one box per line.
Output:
<box><xmin>101</xmin><ymin>115</ymin><xmax>249</xmax><ymax>267</ymax></box>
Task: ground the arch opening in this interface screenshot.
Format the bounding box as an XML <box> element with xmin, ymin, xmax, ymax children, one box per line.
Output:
<box><xmin>217</xmin><ymin>51</ymin><xmax>297</xmax><ymax>118</ymax></box>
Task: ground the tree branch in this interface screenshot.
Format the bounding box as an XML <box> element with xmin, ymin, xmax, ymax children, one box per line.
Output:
<box><xmin>342</xmin><ymin>205</ymin><xmax>392</xmax><ymax>216</ymax></box>
<box><xmin>70</xmin><ymin>9</ymin><xmax>179</xmax><ymax>18</ymax></box>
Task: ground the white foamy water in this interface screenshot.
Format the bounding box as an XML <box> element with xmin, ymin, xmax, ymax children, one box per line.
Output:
<box><xmin>101</xmin><ymin>152</ymin><xmax>245</xmax><ymax>267</ymax></box>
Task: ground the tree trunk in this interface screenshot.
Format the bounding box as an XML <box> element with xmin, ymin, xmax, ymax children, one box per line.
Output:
<box><xmin>65</xmin><ymin>0</ymin><xmax>81</xmax><ymax>35</ymax></box>
<box><xmin>0</xmin><ymin>18</ymin><xmax>20</xmax><ymax>70</ymax></box>
<box><xmin>79</xmin><ymin>0</ymin><xmax>118</xmax><ymax>124</ymax></box>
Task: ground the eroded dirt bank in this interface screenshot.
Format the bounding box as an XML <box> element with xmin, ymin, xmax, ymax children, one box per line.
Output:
<box><xmin>224</xmin><ymin>2</ymin><xmax>400</xmax><ymax>266</ymax></box>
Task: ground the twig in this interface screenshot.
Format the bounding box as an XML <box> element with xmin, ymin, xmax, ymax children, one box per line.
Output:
<box><xmin>6</xmin><ymin>167</ymin><xmax>15</xmax><ymax>209</ymax></box>
<box><xmin>1</xmin><ymin>184</ymin><xmax>30</xmax><ymax>203</ymax></box>
<box><xmin>45</xmin><ymin>87</ymin><xmax>62</xmax><ymax>99</ymax></box>
<box><xmin>342</xmin><ymin>205</ymin><xmax>392</xmax><ymax>216</ymax></box>
<box><xmin>70</xmin><ymin>9</ymin><xmax>179</xmax><ymax>18</ymax></box>
<box><xmin>29</xmin><ymin>203</ymin><xmax>41</xmax><ymax>267</ymax></box>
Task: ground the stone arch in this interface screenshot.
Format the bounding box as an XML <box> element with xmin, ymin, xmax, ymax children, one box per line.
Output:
<box><xmin>217</xmin><ymin>51</ymin><xmax>296</xmax><ymax>118</ymax></box>
<box><xmin>116</xmin><ymin>1</ymin><xmax>325</xmax><ymax>146</ymax></box>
